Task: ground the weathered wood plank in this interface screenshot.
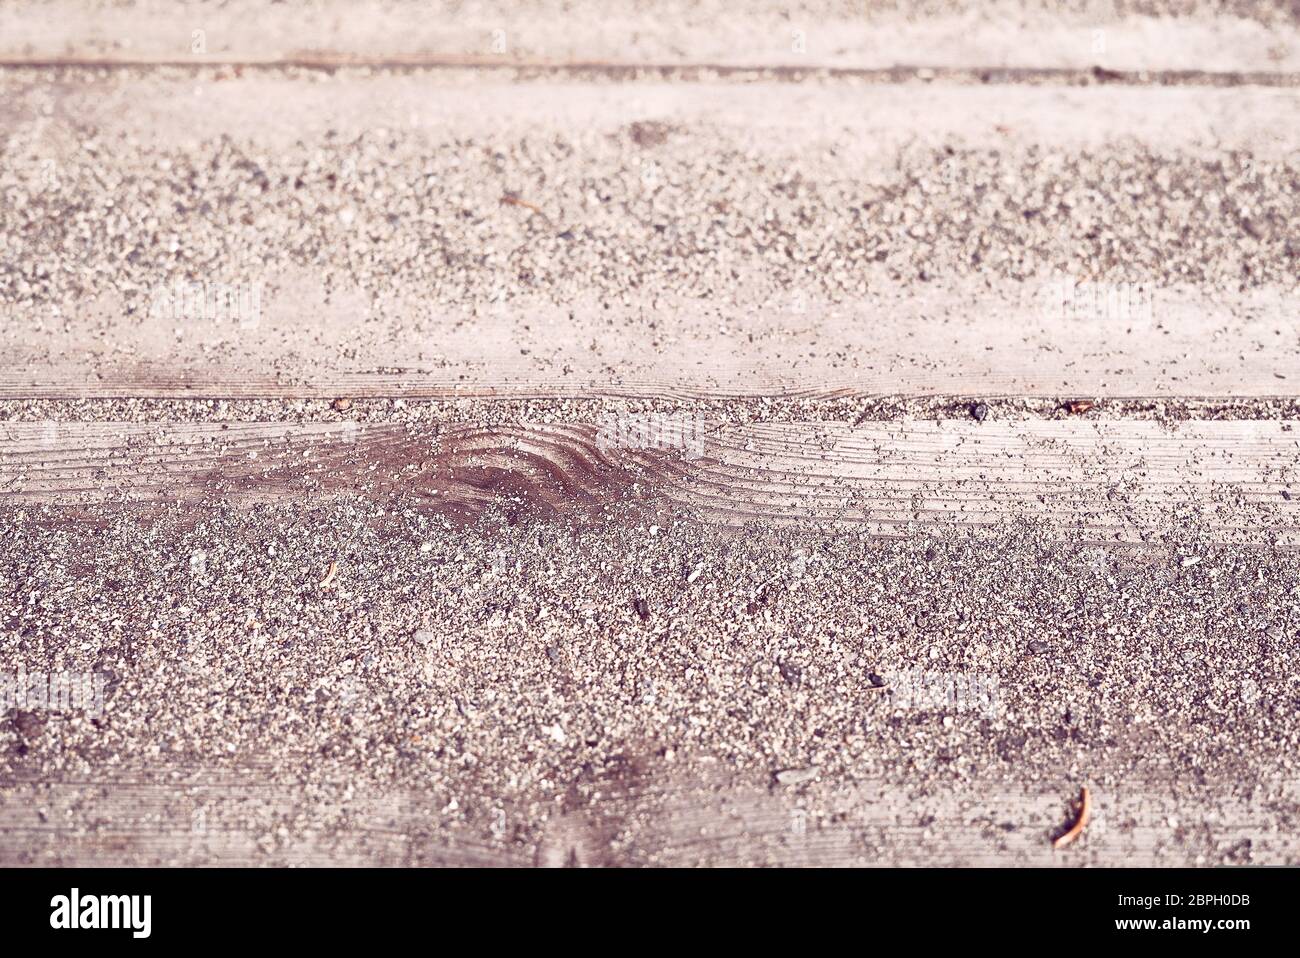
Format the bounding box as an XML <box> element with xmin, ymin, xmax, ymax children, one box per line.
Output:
<box><xmin>4</xmin><ymin>477</ymin><xmax>1297</xmax><ymax>868</ymax></box>
<box><xmin>4</xmin><ymin>419</ymin><xmax>1298</xmax><ymax>542</ymax></box>
<box><xmin>2</xmin><ymin>74</ymin><xmax>1295</xmax><ymax>402</ymax></box>
<box><xmin>8</xmin><ymin>74</ymin><xmax>1295</xmax><ymax>155</ymax></box>
<box><xmin>3</xmin><ymin>286</ymin><xmax>1297</xmax><ymax>400</ymax></box>
<box><xmin>1</xmin><ymin>0</ymin><xmax>1296</xmax><ymax>73</ymax></box>
<box><xmin>2</xmin><ymin>772</ymin><xmax>1293</xmax><ymax>866</ymax></box>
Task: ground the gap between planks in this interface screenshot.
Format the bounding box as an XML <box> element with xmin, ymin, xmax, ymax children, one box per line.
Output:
<box><xmin>2</xmin><ymin>58</ymin><xmax>1297</xmax><ymax>87</ymax></box>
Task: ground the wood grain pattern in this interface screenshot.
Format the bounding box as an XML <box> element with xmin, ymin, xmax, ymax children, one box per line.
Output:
<box><xmin>4</xmin><ymin>419</ymin><xmax>1299</xmax><ymax>542</ymax></box>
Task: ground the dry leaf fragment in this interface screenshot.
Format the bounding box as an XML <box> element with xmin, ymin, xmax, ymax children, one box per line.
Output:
<box><xmin>1053</xmin><ymin>785</ymin><xmax>1092</xmax><ymax>849</ymax></box>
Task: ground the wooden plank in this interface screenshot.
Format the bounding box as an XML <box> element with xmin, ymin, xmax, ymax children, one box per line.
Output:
<box><xmin>0</xmin><ymin>777</ymin><xmax>525</xmax><ymax>867</ymax></box>
<box><xmin>2</xmin><ymin>73</ymin><xmax>1296</xmax><ymax>402</ymax></box>
<box><xmin>4</xmin><ymin>419</ymin><xmax>1299</xmax><ymax>542</ymax></box>
<box><xmin>3</xmin><ymin>286</ymin><xmax>1298</xmax><ymax>401</ymax></box>
<box><xmin>2</xmin><ymin>771</ymin><xmax>1294</xmax><ymax>866</ymax></box>
<box><xmin>7</xmin><ymin>73</ymin><xmax>1295</xmax><ymax>155</ymax></box>
<box><xmin>1</xmin><ymin>1</ymin><xmax>1297</xmax><ymax>74</ymax></box>
<box><xmin>4</xmin><ymin>443</ymin><xmax>1297</xmax><ymax>868</ymax></box>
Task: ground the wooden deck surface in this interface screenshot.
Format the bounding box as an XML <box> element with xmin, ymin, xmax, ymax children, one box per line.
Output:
<box><xmin>1</xmin><ymin>1</ymin><xmax>1298</xmax><ymax>867</ymax></box>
